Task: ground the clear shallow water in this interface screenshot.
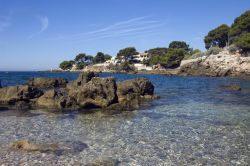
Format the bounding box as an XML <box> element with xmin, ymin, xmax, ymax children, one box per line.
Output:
<box><xmin>0</xmin><ymin>72</ymin><xmax>249</xmax><ymax>165</ymax></box>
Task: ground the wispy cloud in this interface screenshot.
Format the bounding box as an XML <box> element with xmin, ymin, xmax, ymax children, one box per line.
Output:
<box><xmin>50</xmin><ymin>16</ymin><xmax>164</xmax><ymax>42</ymax></box>
<box><xmin>29</xmin><ymin>16</ymin><xmax>49</xmax><ymax>39</ymax></box>
<box><xmin>0</xmin><ymin>16</ymin><xmax>11</xmax><ymax>32</ymax></box>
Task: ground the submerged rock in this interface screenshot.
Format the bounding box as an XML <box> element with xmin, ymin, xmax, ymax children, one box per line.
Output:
<box><xmin>10</xmin><ymin>140</ymin><xmax>58</xmax><ymax>152</ymax></box>
<box><xmin>222</xmin><ymin>85</ymin><xmax>242</xmax><ymax>91</ymax></box>
<box><xmin>86</xmin><ymin>158</ymin><xmax>120</xmax><ymax>166</ymax></box>
<box><xmin>27</xmin><ymin>77</ymin><xmax>68</xmax><ymax>88</ymax></box>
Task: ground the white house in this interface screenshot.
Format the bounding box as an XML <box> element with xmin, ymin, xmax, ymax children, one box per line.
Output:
<box><xmin>133</xmin><ymin>52</ymin><xmax>150</xmax><ymax>62</ymax></box>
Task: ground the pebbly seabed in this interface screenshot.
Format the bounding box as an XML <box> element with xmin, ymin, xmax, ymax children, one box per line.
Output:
<box><xmin>0</xmin><ymin>72</ymin><xmax>249</xmax><ymax>165</ymax></box>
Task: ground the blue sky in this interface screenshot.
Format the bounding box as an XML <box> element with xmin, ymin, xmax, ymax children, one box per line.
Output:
<box><xmin>0</xmin><ymin>0</ymin><xmax>249</xmax><ymax>71</ymax></box>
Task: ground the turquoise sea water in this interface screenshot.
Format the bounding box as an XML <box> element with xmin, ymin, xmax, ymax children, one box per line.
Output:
<box><xmin>0</xmin><ymin>72</ymin><xmax>249</xmax><ymax>165</ymax></box>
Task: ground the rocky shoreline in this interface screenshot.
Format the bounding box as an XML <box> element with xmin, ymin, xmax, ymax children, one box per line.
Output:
<box><xmin>0</xmin><ymin>72</ymin><xmax>159</xmax><ymax>113</ymax></box>
<box><xmin>178</xmin><ymin>50</ymin><xmax>250</xmax><ymax>78</ymax></box>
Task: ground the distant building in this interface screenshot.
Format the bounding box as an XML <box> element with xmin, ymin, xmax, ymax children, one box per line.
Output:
<box><xmin>134</xmin><ymin>63</ymin><xmax>153</xmax><ymax>71</ymax></box>
<box><xmin>132</xmin><ymin>52</ymin><xmax>150</xmax><ymax>62</ymax></box>
<box><xmin>104</xmin><ymin>57</ymin><xmax>120</xmax><ymax>65</ymax></box>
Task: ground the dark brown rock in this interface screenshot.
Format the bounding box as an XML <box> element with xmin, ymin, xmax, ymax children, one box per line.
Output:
<box><xmin>27</xmin><ymin>77</ymin><xmax>68</xmax><ymax>88</ymax></box>
<box><xmin>0</xmin><ymin>85</ymin><xmax>43</xmax><ymax>105</ymax></box>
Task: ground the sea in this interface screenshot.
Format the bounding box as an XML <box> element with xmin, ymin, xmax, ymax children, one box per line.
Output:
<box><xmin>0</xmin><ymin>71</ymin><xmax>249</xmax><ymax>165</ymax></box>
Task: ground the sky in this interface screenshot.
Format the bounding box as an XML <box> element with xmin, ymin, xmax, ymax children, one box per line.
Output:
<box><xmin>0</xmin><ymin>0</ymin><xmax>249</xmax><ymax>71</ymax></box>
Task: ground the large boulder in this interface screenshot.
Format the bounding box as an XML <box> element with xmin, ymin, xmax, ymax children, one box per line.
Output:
<box><xmin>117</xmin><ymin>78</ymin><xmax>154</xmax><ymax>97</ymax></box>
<box><xmin>36</xmin><ymin>89</ymin><xmax>76</xmax><ymax>109</ymax></box>
<box><xmin>27</xmin><ymin>77</ymin><xmax>68</xmax><ymax>88</ymax></box>
<box><xmin>117</xmin><ymin>78</ymin><xmax>154</xmax><ymax>108</ymax></box>
<box><xmin>69</xmin><ymin>77</ymin><xmax>118</xmax><ymax>108</ymax></box>
<box><xmin>0</xmin><ymin>85</ymin><xmax>43</xmax><ymax>105</ymax></box>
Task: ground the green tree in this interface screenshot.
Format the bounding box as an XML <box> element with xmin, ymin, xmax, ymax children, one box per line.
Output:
<box><xmin>85</xmin><ymin>55</ymin><xmax>94</xmax><ymax>64</ymax></box>
<box><xmin>104</xmin><ymin>54</ymin><xmax>112</xmax><ymax>61</ymax></box>
<box><xmin>234</xmin><ymin>33</ymin><xmax>250</xmax><ymax>53</ymax></box>
<box><xmin>93</xmin><ymin>52</ymin><xmax>112</xmax><ymax>64</ymax></box>
<box><xmin>120</xmin><ymin>61</ymin><xmax>135</xmax><ymax>72</ymax></box>
<box><xmin>169</xmin><ymin>41</ymin><xmax>190</xmax><ymax>52</ymax></box>
<box><xmin>204</xmin><ymin>24</ymin><xmax>230</xmax><ymax>49</ymax></box>
<box><xmin>117</xmin><ymin>47</ymin><xmax>138</xmax><ymax>61</ymax></box>
<box><xmin>74</xmin><ymin>53</ymin><xmax>86</xmax><ymax>63</ymax></box>
<box><xmin>164</xmin><ymin>48</ymin><xmax>185</xmax><ymax>68</ymax></box>
<box><xmin>229</xmin><ymin>10</ymin><xmax>250</xmax><ymax>43</ymax></box>
<box><xmin>94</xmin><ymin>52</ymin><xmax>105</xmax><ymax>63</ymax></box>
<box><xmin>147</xmin><ymin>47</ymin><xmax>168</xmax><ymax>57</ymax></box>
<box><xmin>76</xmin><ymin>62</ymin><xmax>86</xmax><ymax>70</ymax></box>
<box><xmin>59</xmin><ymin>60</ymin><xmax>74</xmax><ymax>70</ymax></box>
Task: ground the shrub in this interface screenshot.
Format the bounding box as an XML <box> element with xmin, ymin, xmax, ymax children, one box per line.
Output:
<box><xmin>227</xmin><ymin>44</ymin><xmax>239</xmax><ymax>54</ymax></box>
<box><xmin>107</xmin><ymin>62</ymin><xmax>135</xmax><ymax>72</ymax></box>
<box><xmin>76</xmin><ymin>62</ymin><xmax>86</xmax><ymax>70</ymax></box>
<box><xmin>206</xmin><ymin>47</ymin><xmax>223</xmax><ymax>55</ymax></box>
<box><xmin>148</xmin><ymin>48</ymin><xmax>185</xmax><ymax>68</ymax></box>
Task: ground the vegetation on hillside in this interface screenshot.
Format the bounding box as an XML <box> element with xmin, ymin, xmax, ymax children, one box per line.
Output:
<box><xmin>59</xmin><ymin>51</ymin><xmax>112</xmax><ymax>70</ymax></box>
<box><xmin>116</xmin><ymin>47</ymin><xmax>138</xmax><ymax>62</ymax></box>
<box><xmin>204</xmin><ymin>10</ymin><xmax>250</xmax><ymax>54</ymax></box>
<box><xmin>59</xmin><ymin>10</ymin><xmax>250</xmax><ymax>71</ymax></box>
<box><xmin>204</xmin><ymin>24</ymin><xmax>230</xmax><ymax>49</ymax></box>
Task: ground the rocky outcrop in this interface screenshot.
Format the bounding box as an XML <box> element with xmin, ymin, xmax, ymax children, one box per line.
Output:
<box><xmin>0</xmin><ymin>85</ymin><xmax>43</xmax><ymax>105</ymax></box>
<box><xmin>179</xmin><ymin>50</ymin><xmax>250</xmax><ymax>77</ymax></box>
<box><xmin>0</xmin><ymin>72</ymin><xmax>158</xmax><ymax>112</ymax></box>
<box><xmin>36</xmin><ymin>89</ymin><xmax>76</xmax><ymax>109</ymax></box>
<box><xmin>27</xmin><ymin>78</ymin><xmax>68</xmax><ymax>88</ymax></box>
<box><xmin>67</xmin><ymin>72</ymin><xmax>96</xmax><ymax>89</ymax></box>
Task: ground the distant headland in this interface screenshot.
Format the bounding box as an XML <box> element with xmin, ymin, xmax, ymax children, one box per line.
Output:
<box><xmin>55</xmin><ymin>10</ymin><xmax>250</xmax><ymax>78</ymax></box>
